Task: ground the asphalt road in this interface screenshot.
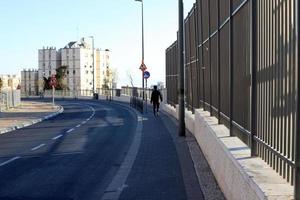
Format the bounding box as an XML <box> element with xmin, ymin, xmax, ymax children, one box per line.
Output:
<box><xmin>0</xmin><ymin>99</ymin><xmax>211</xmax><ymax>200</ymax></box>
<box><xmin>0</xmin><ymin>100</ymin><xmax>137</xmax><ymax>200</ymax></box>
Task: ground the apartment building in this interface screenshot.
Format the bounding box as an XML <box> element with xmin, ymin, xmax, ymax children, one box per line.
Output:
<box><xmin>37</xmin><ymin>37</ymin><xmax>111</xmax><ymax>92</ymax></box>
<box><xmin>20</xmin><ymin>69</ymin><xmax>38</xmax><ymax>96</ymax></box>
<box><xmin>0</xmin><ymin>74</ymin><xmax>20</xmax><ymax>90</ymax></box>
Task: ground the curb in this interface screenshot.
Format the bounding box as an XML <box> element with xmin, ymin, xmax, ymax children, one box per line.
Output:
<box><xmin>0</xmin><ymin>105</ymin><xmax>64</xmax><ymax>135</ymax></box>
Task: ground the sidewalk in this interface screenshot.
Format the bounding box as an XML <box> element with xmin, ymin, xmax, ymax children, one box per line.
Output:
<box><xmin>119</xmin><ymin>105</ymin><xmax>225</xmax><ymax>200</ymax></box>
<box><xmin>0</xmin><ymin>101</ymin><xmax>63</xmax><ymax>134</ymax></box>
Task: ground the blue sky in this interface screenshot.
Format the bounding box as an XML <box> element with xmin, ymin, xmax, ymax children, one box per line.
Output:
<box><xmin>0</xmin><ymin>0</ymin><xmax>195</xmax><ymax>87</ymax></box>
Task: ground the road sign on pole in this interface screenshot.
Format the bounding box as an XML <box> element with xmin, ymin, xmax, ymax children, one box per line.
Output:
<box><xmin>139</xmin><ymin>63</ymin><xmax>147</xmax><ymax>71</ymax></box>
<box><xmin>50</xmin><ymin>75</ymin><xmax>57</xmax><ymax>106</ymax></box>
<box><xmin>143</xmin><ymin>71</ymin><xmax>150</xmax><ymax>79</ymax></box>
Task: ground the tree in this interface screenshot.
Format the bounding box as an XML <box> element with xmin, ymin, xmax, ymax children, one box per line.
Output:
<box><xmin>43</xmin><ymin>66</ymin><xmax>68</xmax><ymax>90</ymax></box>
<box><xmin>126</xmin><ymin>71</ymin><xmax>134</xmax><ymax>87</ymax></box>
<box><xmin>0</xmin><ymin>78</ymin><xmax>3</xmax><ymax>92</ymax></box>
<box><xmin>55</xmin><ymin>65</ymin><xmax>68</xmax><ymax>90</ymax></box>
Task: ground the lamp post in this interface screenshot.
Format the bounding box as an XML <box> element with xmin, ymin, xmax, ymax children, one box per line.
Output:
<box><xmin>89</xmin><ymin>36</ymin><xmax>95</xmax><ymax>95</ymax></box>
<box><xmin>135</xmin><ymin>0</ymin><xmax>145</xmax><ymax>101</ymax></box>
<box><xmin>178</xmin><ymin>0</ymin><xmax>185</xmax><ymax>137</ymax></box>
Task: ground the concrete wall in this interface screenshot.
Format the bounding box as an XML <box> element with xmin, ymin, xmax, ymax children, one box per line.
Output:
<box><xmin>162</xmin><ymin>104</ymin><xmax>294</xmax><ymax>200</ymax></box>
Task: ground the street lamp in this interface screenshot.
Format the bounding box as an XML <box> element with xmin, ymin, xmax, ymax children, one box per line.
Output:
<box><xmin>135</xmin><ymin>0</ymin><xmax>145</xmax><ymax>100</ymax></box>
<box><xmin>89</xmin><ymin>36</ymin><xmax>95</xmax><ymax>95</ymax></box>
<box><xmin>178</xmin><ymin>0</ymin><xmax>185</xmax><ymax>137</ymax></box>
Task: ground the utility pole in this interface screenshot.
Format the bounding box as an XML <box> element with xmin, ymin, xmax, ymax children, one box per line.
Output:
<box><xmin>178</xmin><ymin>0</ymin><xmax>185</xmax><ymax>137</ymax></box>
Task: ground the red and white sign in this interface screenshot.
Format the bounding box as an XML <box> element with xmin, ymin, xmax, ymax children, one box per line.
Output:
<box><xmin>139</xmin><ymin>63</ymin><xmax>147</xmax><ymax>71</ymax></box>
<box><xmin>50</xmin><ymin>75</ymin><xmax>57</xmax><ymax>87</ymax></box>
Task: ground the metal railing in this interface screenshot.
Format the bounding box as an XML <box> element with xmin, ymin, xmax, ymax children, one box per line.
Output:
<box><xmin>166</xmin><ymin>0</ymin><xmax>299</xmax><ymax>195</ymax></box>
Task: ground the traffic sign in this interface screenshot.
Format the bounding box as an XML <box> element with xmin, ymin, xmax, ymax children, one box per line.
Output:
<box><xmin>139</xmin><ymin>63</ymin><xmax>147</xmax><ymax>71</ymax></box>
<box><xmin>50</xmin><ymin>75</ymin><xmax>57</xmax><ymax>87</ymax></box>
<box><xmin>143</xmin><ymin>71</ymin><xmax>150</xmax><ymax>79</ymax></box>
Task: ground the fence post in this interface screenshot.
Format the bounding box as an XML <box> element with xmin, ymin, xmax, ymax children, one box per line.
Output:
<box><xmin>217</xmin><ymin>0</ymin><xmax>221</xmax><ymax>123</ymax></box>
<box><xmin>294</xmin><ymin>0</ymin><xmax>300</xmax><ymax>198</ymax></box>
<box><xmin>199</xmin><ymin>0</ymin><xmax>205</xmax><ymax>111</ymax></box>
<box><xmin>250</xmin><ymin>0</ymin><xmax>257</xmax><ymax>157</ymax></box>
<box><xmin>208</xmin><ymin>0</ymin><xmax>212</xmax><ymax>116</ymax></box>
<box><xmin>229</xmin><ymin>0</ymin><xmax>234</xmax><ymax>136</ymax></box>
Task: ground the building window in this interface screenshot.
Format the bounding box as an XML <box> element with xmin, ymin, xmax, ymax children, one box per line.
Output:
<box><xmin>86</xmin><ymin>70</ymin><xmax>88</xmax><ymax>74</ymax></box>
<box><xmin>73</xmin><ymin>70</ymin><xmax>75</xmax><ymax>74</ymax></box>
<box><xmin>90</xmin><ymin>65</ymin><xmax>92</xmax><ymax>68</ymax></box>
<box><xmin>67</xmin><ymin>70</ymin><xmax>69</xmax><ymax>75</ymax></box>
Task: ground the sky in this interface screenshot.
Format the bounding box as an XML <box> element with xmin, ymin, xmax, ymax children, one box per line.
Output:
<box><xmin>0</xmin><ymin>0</ymin><xmax>195</xmax><ymax>88</ymax></box>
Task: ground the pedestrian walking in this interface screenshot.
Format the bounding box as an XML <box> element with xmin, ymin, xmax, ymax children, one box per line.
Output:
<box><xmin>150</xmin><ymin>85</ymin><xmax>163</xmax><ymax>117</ymax></box>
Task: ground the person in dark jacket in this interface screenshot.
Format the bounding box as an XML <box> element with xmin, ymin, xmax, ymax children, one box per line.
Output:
<box><xmin>150</xmin><ymin>85</ymin><xmax>163</xmax><ymax>116</ymax></box>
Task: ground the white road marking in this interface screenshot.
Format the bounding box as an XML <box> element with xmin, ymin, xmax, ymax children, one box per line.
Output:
<box><xmin>0</xmin><ymin>156</ymin><xmax>21</xmax><ymax>167</ymax></box>
<box><xmin>66</xmin><ymin>128</ymin><xmax>74</xmax><ymax>133</ymax></box>
<box><xmin>31</xmin><ymin>144</ymin><xmax>46</xmax><ymax>151</ymax></box>
<box><xmin>52</xmin><ymin>134</ymin><xmax>63</xmax><ymax>140</ymax></box>
<box><xmin>76</xmin><ymin>124</ymin><xmax>81</xmax><ymax>128</ymax></box>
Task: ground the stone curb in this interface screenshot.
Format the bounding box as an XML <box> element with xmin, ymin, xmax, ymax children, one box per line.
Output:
<box><xmin>0</xmin><ymin>105</ymin><xmax>64</xmax><ymax>135</ymax></box>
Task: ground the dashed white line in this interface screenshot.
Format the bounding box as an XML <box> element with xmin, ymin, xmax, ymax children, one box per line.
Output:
<box><xmin>76</xmin><ymin>124</ymin><xmax>81</xmax><ymax>128</ymax></box>
<box><xmin>31</xmin><ymin>144</ymin><xmax>45</xmax><ymax>151</ymax></box>
<box><xmin>0</xmin><ymin>156</ymin><xmax>21</xmax><ymax>167</ymax></box>
<box><xmin>66</xmin><ymin>128</ymin><xmax>75</xmax><ymax>133</ymax></box>
<box><xmin>52</xmin><ymin>134</ymin><xmax>63</xmax><ymax>140</ymax></box>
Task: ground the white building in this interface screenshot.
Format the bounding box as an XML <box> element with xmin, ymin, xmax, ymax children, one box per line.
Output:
<box><xmin>21</xmin><ymin>69</ymin><xmax>38</xmax><ymax>96</ymax></box>
<box><xmin>0</xmin><ymin>74</ymin><xmax>20</xmax><ymax>90</ymax></box>
<box><xmin>37</xmin><ymin>37</ymin><xmax>112</xmax><ymax>93</ymax></box>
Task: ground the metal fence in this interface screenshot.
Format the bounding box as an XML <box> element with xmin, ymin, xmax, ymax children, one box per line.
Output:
<box><xmin>165</xmin><ymin>0</ymin><xmax>300</xmax><ymax>193</ymax></box>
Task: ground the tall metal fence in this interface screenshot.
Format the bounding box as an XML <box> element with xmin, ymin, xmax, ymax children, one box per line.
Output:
<box><xmin>165</xmin><ymin>0</ymin><xmax>300</xmax><ymax>193</ymax></box>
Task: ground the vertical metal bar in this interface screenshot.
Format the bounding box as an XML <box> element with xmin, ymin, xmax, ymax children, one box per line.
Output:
<box><xmin>270</xmin><ymin>0</ymin><xmax>275</xmax><ymax>169</ymax></box>
<box><xmin>269</xmin><ymin>0</ymin><xmax>272</xmax><ymax>165</ymax></box>
<box><xmin>217</xmin><ymin>0</ymin><xmax>221</xmax><ymax>124</ymax></box>
<box><xmin>291</xmin><ymin>0</ymin><xmax>300</xmax><ymax>186</ymax></box>
<box><xmin>287</xmin><ymin>0</ymin><xmax>292</xmax><ymax>182</ymax></box>
<box><xmin>275</xmin><ymin>0</ymin><xmax>280</xmax><ymax>173</ymax></box>
<box><xmin>178</xmin><ymin>0</ymin><xmax>186</xmax><ymax>137</ymax></box>
<box><xmin>200</xmin><ymin>0</ymin><xmax>206</xmax><ymax>110</ymax></box>
<box><xmin>262</xmin><ymin>0</ymin><xmax>266</xmax><ymax>162</ymax></box>
<box><xmin>279</xmin><ymin>0</ymin><xmax>283</xmax><ymax>176</ymax></box>
<box><xmin>208</xmin><ymin>0</ymin><xmax>212</xmax><ymax>116</ymax></box>
<box><xmin>250</xmin><ymin>0</ymin><xmax>257</xmax><ymax>157</ymax></box>
<box><xmin>283</xmin><ymin>0</ymin><xmax>288</xmax><ymax>179</ymax></box>
<box><xmin>195</xmin><ymin>4</ymin><xmax>200</xmax><ymax>109</ymax></box>
<box><xmin>229</xmin><ymin>0</ymin><xmax>233</xmax><ymax>136</ymax></box>
<box><xmin>257</xmin><ymin>0</ymin><xmax>261</xmax><ymax>158</ymax></box>
<box><xmin>294</xmin><ymin>0</ymin><xmax>300</xmax><ymax>196</ymax></box>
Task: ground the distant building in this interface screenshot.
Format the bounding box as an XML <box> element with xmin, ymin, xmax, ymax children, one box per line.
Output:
<box><xmin>21</xmin><ymin>69</ymin><xmax>38</xmax><ymax>96</ymax></box>
<box><xmin>0</xmin><ymin>74</ymin><xmax>20</xmax><ymax>90</ymax></box>
<box><xmin>37</xmin><ymin>37</ymin><xmax>112</xmax><ymax>93</ymax></box>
